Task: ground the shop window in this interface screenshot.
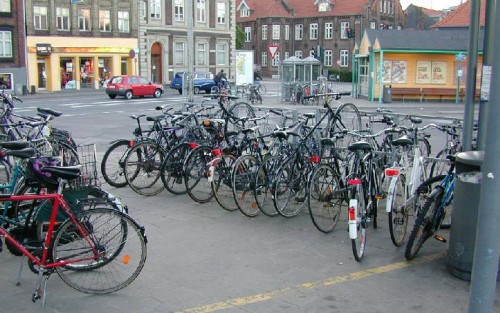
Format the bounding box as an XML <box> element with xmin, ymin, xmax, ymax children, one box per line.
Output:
<box><xmin>0</xmin><ymin>73</ymin><xmax>13</xmax><ymax>90</ymax></box>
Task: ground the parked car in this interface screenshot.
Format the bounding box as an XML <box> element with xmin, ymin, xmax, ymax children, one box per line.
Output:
<box><xmin>106</xmin><ymin>75</ymin><xmax>164</xmax><ymax>99</ymax></box>
<box><xmin>169</xmin><ymin>71</ymin><xmax>216</xmax><ymax>94</ymax></box>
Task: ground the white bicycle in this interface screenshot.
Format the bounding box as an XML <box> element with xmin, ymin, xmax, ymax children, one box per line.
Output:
<box><xmin>384</xmin><ymin>117</ymin><xmax>436</xmax><ymax>246</ymax></box>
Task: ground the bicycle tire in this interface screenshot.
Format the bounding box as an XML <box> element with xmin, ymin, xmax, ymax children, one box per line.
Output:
<box><xmin>308</xmin><ymin>164</ymin><xmax>342</xmax><ymax>233</ymax></box>
<box><xmin>350</xmin><ymin>180</ymin><xmax>367</xmax><ymax>262</ymax></box>
<box><xmin>184</xmin><ymin>145</ymin><xmax>214</xmax><ymax>203</ymax></box>
<box><xmin>254</xmin><ymin>156</ymin><xmax>280</xmax><ymax>217</ymax></box>
<box><xmin>100</xmin><ymin>140</ymin><xmax>131</xmax><ymax>188</ymax></box>
<box><xmin>52</xmin><ymin>208</ymin><xmax>147</xmax><ymax>294</ymax></box>
<box><xmin>335</xmin><ymin>102</ymin><xmax>362</xmax><ymax>132</ymax></box>
<box><xmin>273</xmin><ymin>156</ymin><xmax>309</xmax><ymax>218</ymax></box>
<box><xmin>160</xmin><ymin>142</ymin><xmax>191</xmax><ymax>195</ymax></box>
<box><xmin>405</xmin><ymin>186</ymin><xmax>444</xmax><ymax>260</ymax></box>
<box><xmin>388</xmin><ymin>174</ymin><xmax>408</xmax><ymax>246</ymax></box>
<box><xmin>232</xmin><ymin>155</ymin><xmax>260</xmax><ymax>217</ymax></box>
<box><xmin>229</xmin><ymin>102</ymin><xmax>255</xmax><ymax>119</ymax></box>
<box><xmin>429</xmin><ymin>148</ymin><xmax>452</xmax><ymax>178</ymax></box>
<box><xmin>124</xmin><ymin>142</ymin><xmax>165</xmax><ymax>196</ymax></box>
<box><xmin>212</xmin><ymin>153</ymin><xmax>239</xmax><ymax>211</ymax></box>
<box><xmin>0</xmin><ymin>158</ymin><xmax>11</xmax><ymax>189</ymax></box>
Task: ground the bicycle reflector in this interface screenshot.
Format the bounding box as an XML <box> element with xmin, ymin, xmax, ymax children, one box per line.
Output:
<box><xmin>385</xmin><ymin>168</ymin><xmax>400</xmax><ymax>177</ymax></box>
<box><xmin>129</xmin><ymin>140</ymin><xmax>136</xmax><ymax>147</ymax></box>
<box><xmin>347</xmin><ymin>178</ymin><xmax>362</xmax><ymax>185</ymax></box>
<box><xmin>308</xmin><ymin>156</ymin><xmax>321</xmax><ymax>163</ymax></box>
<box><xmin>212</xmin><ymin>148</ymin><xmax>222</xmax><ymax>156</ymax></box>
<box><xmin>189</xmin><ymin>142</ymin><xmax>199</xmax><ymax>149</ymax></box>
<box><xmin>348</xmin><ymin>199</ymin><xmax>358</xmax><ymax>239</ymax></box>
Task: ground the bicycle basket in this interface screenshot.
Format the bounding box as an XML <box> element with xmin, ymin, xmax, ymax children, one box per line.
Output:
<box><xmin>69</xmin><ymin>143</ymin><xmax>99</xmax><ymax>189</ymax></box>
<box><xmin>24</xmin><ymin>156</ymin><xmax>63</xmax><ymax>189</ymax></box>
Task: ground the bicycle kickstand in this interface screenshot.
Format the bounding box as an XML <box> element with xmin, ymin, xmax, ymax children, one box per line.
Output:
<box><xmin>32</xmin><ymin>268</ymin><xmax>50</xmax><ymax>308</ymax></box>
<box><xmin>16</xmin><ymin>255</ymin><xmax>26</xmax><ymax>286</ymax></box>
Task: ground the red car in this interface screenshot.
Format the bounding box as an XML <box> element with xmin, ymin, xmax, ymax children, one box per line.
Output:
<box><xmin>106</xmin><ymin>75</ymin><xmax>164</xmax><ymax>99</ymax></box>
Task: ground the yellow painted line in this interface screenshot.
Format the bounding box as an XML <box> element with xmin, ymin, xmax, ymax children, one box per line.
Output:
<box><xmin>175</xmin><ymin>252</ymin><xmax>445</xmax><ymax>313</ymax></box>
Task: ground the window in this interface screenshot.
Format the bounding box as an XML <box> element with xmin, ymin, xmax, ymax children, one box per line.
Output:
<box><xmin>295</xmin><ymin>24</ymin><xmax>303</xmax><ymax>40</ymax></box>
<box><xmin>151</xmin><ymin>0</ymin><xmax>161</xmax><ymax>19</ymax></box>
<box><xmin>272</xmin><ymin>52</ymin><xmax>280</xmax><ymax>67</ymax></box>
<box><xmin>56</xmin><ymin>7</ymin><xmax>70</xmax><ymax>31</ymax></box>
<box><xmin>261</xmin><ymin>25</ymin><xmax>268</xmax><ymax>40</ymax></box>
<box><xmin>175</xmin><ymin>42</ymin><xmax>185</xmax><ymax>65</ymax></box>
<box><xmin>118</xmin><ymin>11</ymin><xmax>129</xmax><ymax>32</ymax></box>
<box><xmin>325</xmin><ymin>22</ymin><xmax>333</xmax><ymax>39</ymax></box>
<box><xmin>197</xmin><ymin>43</ymin><xmax>206</xmax><ymax>65</ymax></box>
<box><xmin>272</xmin><ymin>25</ymin><xmax>280</xmax><ymax>40</ymax></box>
<box><xmin>0</xmin><ymin>31</ymin><xmax>12</xmax><ymax>58</ymax></box>
<box><xmin>34</xmin><ymin>6</ymin><xmax>48</xmax><ymax>30</ymax></box>
<box><xmin>99</xmin><ymin>10</ymin><xmax>111</xmax><ymax>32</ymax></box>
<box><xmin>197</xmin><ymin>0</ymin><xmax>206</xmax><ymax>22</ymax></box>
<box><xmin>174</xmin><ymin>0</ymin><xmax>184</xmax><ymax>21</ymax></box>
<box><xmin>284</xmin><ymin>51</ymin><xmax>289</xmax><ymax>59</ymax></box>
<box><xmin>240</xmin><ymin>7</ymin><xmax>250</xmax><ymax>17</ymax></box>
<box><xmin>340</xmin><ymin>50</ymin><xmax>349</xmax><ymax>67</ymax></box>
<box><xmin>294</xmin><ymin>50</ymin><xmax>302</xmax><ymax>59</ymax></box>
<box><xmin>139</xmin><ymin>1</ymin><xmax>146</xmax><ymax>19</ymax></box>
<box><xmin>284</xmin><ymin>25</ymin><xmax>290</xmax><ymax>40</ymax></box>
<box><xmin>244</xmin><ymin>27</ymin><xmax>251</xmax><ymax>42</ymax></box>
<box><xmin>262</xmin><ymin>52</ymin><xmax>268</xmax><ymax>66</ymax></box>
<box><xmin>324</xmin><ymin>50</ymin><xmax>332</xmax><ymax>66</ymax></box>
<box><xmin>217</xmin><ymin>2</ymin><xmax>226</xmax><ymax>25</ymax></box>
<box><xmin>78</xmin><ymin>9</ymin><xmax>91</xmax><ymax>31</ymax></box>
<box><xmin>217</xmin><ymin>42</ymin><xmax>227</xmax><ymax>65</ymax></box>
<box><xmin>340</xmin><ymin>22</ymin><xmax>349</xmax><ymax>39</ymax></box>
<box><xmin>0</xmin><ymin>0</ymin><xmax>11</xmax><ymax>13</ymax></box>
<box><xmin>310</xmin><ymin>23</ymin><xmax>318</xmax><ymax>40</ymax></box>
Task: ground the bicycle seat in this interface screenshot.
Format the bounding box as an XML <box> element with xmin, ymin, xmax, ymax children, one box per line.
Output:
<box><xmin>1</xmin><ymin>140</ymin><xmax>31</xmax><ymax>150</ymax></box>
<box><xmin>348</xmin><ymin>141</ymin><xmax>373</xmax><ymax>152</ymax></box>
<box><xmin>272</xmin><ymin>130</ymin><xmax>289</xmax><ymax>140</ymax></box>
<box><xmin>241</xmin><ymin>126</ymin><xmax>259</xmax><ymax>135</ymax></box>
<box><xmin>391</xmin><ymin>136</ymin><xmax>413</xmax><ymax>147</ymax></box>
<box><xmin>42</xmin><ymin>165</ymin><xmax>82</xmax><ymax>181</ymax></box>
<box><xmin>320</xmin><ymin>138</ymin><xmax>335</xmax><ymax>146</ymax></box>
<box><xmin>410</xmin><ymin>117</ymin><xmax>422</xmax><ymax>124</ymax></box>
<box><xmin>37</xmin><ymin>107</ymin><xmax>63</xmax><ymax>117</ymax></box>
<box><xmin>146</xmin><ymin>115</ymin><xmax>165</xmax><ymax>122</ymax></box>
<box><xmin>5</xmin><ymin>147</ymin><xmax>35</xmax><ymax>159</ymax></box>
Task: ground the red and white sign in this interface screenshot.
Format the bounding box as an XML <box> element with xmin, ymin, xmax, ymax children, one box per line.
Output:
<box><xmin>268</xmin><ymin>45</ymin><xmax>279</xmax><ymax>59</ymax></box>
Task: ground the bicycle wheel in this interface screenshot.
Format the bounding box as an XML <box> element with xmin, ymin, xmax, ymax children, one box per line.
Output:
<box><xmin>184</xmin><ymin>145</ymin><xmax>214</xmax><ymax>203</ymax></box>
<box><xmin>429</xmin><ymin>148</ymin><xmax>452</xmax><ymax>178</ymax></box>
<box><xmin>124</xmin><ymin>142</ymin><xmax>165</xmax><ymax>196</ymax></box>
<box><xmin>0</xmin><ymin>158</ymin><xmax>11</xmax><ymax>188</ymax></box>
<box><xmin>100</xmin><ymin>140</ymin><xmax>130</xmax><ymax>188</ymax></box>
<box><xmin>308</xmin><ymin>164</ymin><xmax>343</xmax><ymax>233</ymax></box>
<box><xmin>273</xmin><ymin>156</ymin><xmax>309</xmax><ymax>218</ymax></box>
<box><xmin>335</xmin><ymin>103</ymin><xmax>362</xmax><ymax>132</ymax></box>
<box><xmin>254</xmin><ymin>156</ymin><xmax>280</xmax><ymax>217</ymax></box>
<box><xmin>52</xmin><ymin>208</ymin><xmax>147</xmax><ymax>294</ymax></box>
<box><xmin>212</xmin><ymin>153</ymin><xmax>238</xmax><ymax>211</ymax></box>
<box><xmin>160</xmin><ymin>142</ymin><xmax>191</xmax><ymax>195</ymax></box>
<box><xmin>350</xmin><ymin>181</ymin><xmax>367</xmax><ymax>262</ymax></box>
<box><xmin>405</xmin><ymin>186</ymin><xmax>444</xmax><ymax>260</ymax></box>
<box><xmin>259</xmin><ymin>84</ymin><xmax>267</xmax><ymax>95</ymax></box>
<box><xmin>232</xmin><ymin>155</ymin><xmax>260</xmax><ymax>217</ymax></box>
<box><xmin>229</xmin><ymin>102</ymin><xmax>255</xmax><ymax>119</ymax></box>
<box><xmin>388</xmin><ymin>174</ymin><xmax>409</xmax><ymax>246</ymax></box>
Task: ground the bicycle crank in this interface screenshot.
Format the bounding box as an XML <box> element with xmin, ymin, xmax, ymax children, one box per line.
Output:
<box><xmin>434</xmin><ymin>235</ymin><xmax>447</xmax><ymax>243</ymax></box>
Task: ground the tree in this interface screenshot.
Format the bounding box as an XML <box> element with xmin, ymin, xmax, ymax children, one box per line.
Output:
<box><xmin>236</xmin><ymin>25</ymin><xmax>245</xmax><ymax>49</ymax></box>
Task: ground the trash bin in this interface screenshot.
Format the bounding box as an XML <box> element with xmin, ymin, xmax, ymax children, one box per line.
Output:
<box><xmin>446</xmin><ymin>151</ymin><xmax>499</xmax><ymax>281</ymax></box>
<box><xmin>382</xmin><ymin>85</ymin><xmax>392</xmax><ymax>103</ymax></box>
<box><xmin>30</xmin><ymin>85</ymin><xmax>36</xmax><ymax>94</ymax></box>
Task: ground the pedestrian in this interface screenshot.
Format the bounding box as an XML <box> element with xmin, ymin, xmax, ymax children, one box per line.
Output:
<box><xmin>214</xmin><ymin>69</ymin><xmax>227</xmax><ymax>89</ymax></box>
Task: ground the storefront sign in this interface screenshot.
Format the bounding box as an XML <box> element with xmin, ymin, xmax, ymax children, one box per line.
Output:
<box><xmin>36</xmin><ymin>44</ymin><xmax>52</xmax><ymax>56</ymax></box>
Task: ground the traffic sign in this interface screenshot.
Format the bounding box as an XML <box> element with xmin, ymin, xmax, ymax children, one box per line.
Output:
<box><xmin>268</xmin><ymin>45</ymin><xmax>279</xmax><ymax>59</ymax></box>
<box><xmin>456</xmin><ymin>53</ymin><xmax>466</xmax><ymax>62</ymax></box>
<box><xmin>129</xmin><ymin>49</ymin><xmax>136</xmax><ymax>58</ymax></box>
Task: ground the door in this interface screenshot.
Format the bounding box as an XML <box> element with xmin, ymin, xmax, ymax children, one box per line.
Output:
<box><xmin>151</xmin><ymin>42</ymin><xmax>162</xmax><ymax>83</ymax></box>
<box><xmin>37</xmin><ymin>59</ymin><xmax>47</xmax><ymax>89</ymax></box>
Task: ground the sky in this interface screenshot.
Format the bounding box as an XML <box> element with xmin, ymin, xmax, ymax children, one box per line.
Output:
<box><xmin>399</xmin><ymin>0</ymin><xmax>465</xmax><ymax>10</ymax></box>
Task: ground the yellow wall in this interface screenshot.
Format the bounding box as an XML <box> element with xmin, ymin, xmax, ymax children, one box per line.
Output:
<box><xmin>372</xmin><ymin>52</ymin><xmax>483</xmax><ymax>99</ymax></box>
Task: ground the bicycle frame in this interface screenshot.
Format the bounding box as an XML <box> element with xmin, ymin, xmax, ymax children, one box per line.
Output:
<box><xmin>0</xmin><ymin>193</ymin><xmax>102</xmax><ymax>269</ymax></box>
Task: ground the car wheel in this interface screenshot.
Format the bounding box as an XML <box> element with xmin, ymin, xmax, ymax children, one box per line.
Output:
<box><xmin>154</xmin><ymin>89</ymin><xmax>162</xmax><ymax>98</ymax></box>
<box><xmin>178</xmin><ymin>89</ymin><xmax>182</xmax><ymax>95</ymax></box>
<box><xmin>194</xmin><ymin>87</ymin><xmax>200</xmax><ymax>94</ymax></box>
<box><xmin>108</xmin><ymin>95</ymin><xmax>116</xmax><ymax>99</ymax></box>
<box><xmin>125</xmin><ymin>90</ymin><xmax>133</xmax><ymax>100</ymax></box>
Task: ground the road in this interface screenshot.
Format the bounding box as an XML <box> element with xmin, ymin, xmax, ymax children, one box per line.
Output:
<box><xmin>0</xmin><ymin>83</ymin><xmax>493</xmax><ymax>313</ymax></box>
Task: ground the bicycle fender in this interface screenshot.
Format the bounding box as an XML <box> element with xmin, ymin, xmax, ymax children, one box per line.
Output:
<box><xmin>108</xmin><ymin>139</ymin><xmax>130</xmax><ymax>145</ymax></box>
<box><xmin>386</xmin><ymin>177</ymin><xmax>399</xmax><ymax>213</ymax></box>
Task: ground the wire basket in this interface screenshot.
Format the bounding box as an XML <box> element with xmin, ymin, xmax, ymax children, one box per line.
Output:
<box><xmin>70</xmin><ymin>143</ymin><xmax>100</xmax><ymax>189</ymax></box>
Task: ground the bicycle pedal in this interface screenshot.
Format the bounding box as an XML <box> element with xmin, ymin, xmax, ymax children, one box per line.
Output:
<box><xmin>434</xmin><ymin>235</ymin><xmax>447</xmax><ymax>243</ymax></box>
<box><xmin>375</xmin><ymin>193</ymin><xmax>386</xmax><ymax>199</ymax></box>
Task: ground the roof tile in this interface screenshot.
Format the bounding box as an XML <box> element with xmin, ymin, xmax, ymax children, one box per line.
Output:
<box><xmin>432</xmin><ymin>0</ymin><xmax>486</xmax><ymax>28</ymax></box>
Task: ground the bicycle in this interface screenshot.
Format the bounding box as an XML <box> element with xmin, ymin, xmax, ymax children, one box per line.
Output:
<box><xmin>384</xmin><ymin>118</ymin><xmax>438</xmax><ymax>247</ymax></box>
<box><xmin>405</xmin><ymin>156</ymin><xmax>455</xmax><ymax>260</ymax></box>
<box><xmin>0</xmin><ymin>158</ymin><xmax>147</xmax><ymax>307</ymax></box>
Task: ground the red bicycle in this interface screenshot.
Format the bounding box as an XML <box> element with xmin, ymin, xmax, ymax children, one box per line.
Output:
<box><xmin>0</xmin><ymin>162</ymin><xmax>147</xmax><ymax>307</ymax></box>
